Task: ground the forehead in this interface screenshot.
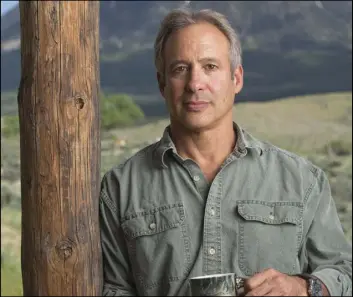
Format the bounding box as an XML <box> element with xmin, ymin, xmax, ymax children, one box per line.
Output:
<box><xmin>163</xmin><ymin>22</ymin><xmax>230</xmax><ymax>61</ymax></box>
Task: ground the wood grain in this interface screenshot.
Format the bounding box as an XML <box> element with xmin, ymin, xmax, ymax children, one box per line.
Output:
<box><xmin>18</xmin><ymin>1</ymin><xmax>102</xmax><ymax>295</ymax></box>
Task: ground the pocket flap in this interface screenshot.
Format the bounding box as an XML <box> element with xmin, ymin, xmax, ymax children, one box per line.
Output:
<box><xmin>121</xmin><ymin>204</ymin><xmax>184</xmax><ymax>239</ymax></box>
<box><xmin>237</xmin><ymin>201</ymin><xmax>302</xmax><ymax>225</ymax></box>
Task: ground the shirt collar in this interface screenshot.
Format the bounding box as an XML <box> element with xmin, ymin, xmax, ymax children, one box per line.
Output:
<box><xmin>153</xmin><ymin>122</ymin><xmax>264</xmax><ymax>169</ymax></box>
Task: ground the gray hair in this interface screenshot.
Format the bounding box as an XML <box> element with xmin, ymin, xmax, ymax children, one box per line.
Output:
<box><xmin>154</xmin><ymin>8</ymin><xmax>242</xmax><ymax>80</ymax></box>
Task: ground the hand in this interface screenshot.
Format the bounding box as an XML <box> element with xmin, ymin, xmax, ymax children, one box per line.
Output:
<box><xmin>243</xmin><ymin>268</ymin><xmax>308</xmax><ymax>296</ymax></box>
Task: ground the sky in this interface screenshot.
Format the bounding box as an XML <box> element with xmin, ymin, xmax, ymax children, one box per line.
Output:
<box><xmin>1</xmin><ymin>0</ymin><xmax>18</xmax><ymax>16</ymax></box>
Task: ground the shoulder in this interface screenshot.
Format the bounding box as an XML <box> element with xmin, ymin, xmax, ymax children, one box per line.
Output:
<box><xmin>102</xmin><ymin>141</ymin><xmax>159</xmax><ymax>185</ymax></box>
<box><xmin>243</xmin><ymin>129</ymin><xmax>325</xmax><ymax>193</ymax></box>
<box><xmin>99</xmin><ymin>141</ymin><xmax>160</xmax><ymax>212</ymax></box>
<box><xmin>246</xmin><ymin>129</ymin><xmax>319</xmax><ymax>169</ymax></box>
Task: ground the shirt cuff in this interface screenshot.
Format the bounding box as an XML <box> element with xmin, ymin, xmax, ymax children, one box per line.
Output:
<box><xmin>103</xmin><ymin>283</ymin><xmax>136</xmax><ymax>296</ymax></box>
<box><xmin>311</xmin><ymin>268</ymin><xmax>345</xmax><ymax>296</ymax></box>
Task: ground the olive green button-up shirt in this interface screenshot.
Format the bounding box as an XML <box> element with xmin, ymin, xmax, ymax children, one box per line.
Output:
<box><xmin>99</xmin><ymin>123</ymin><xmax>352</xmax><ymax>296</ymax></box>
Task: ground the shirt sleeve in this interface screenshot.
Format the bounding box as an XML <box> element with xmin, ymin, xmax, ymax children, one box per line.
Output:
<box><xmin>99</xmin><ymin>174</ymin><xmax>137</xmax><ymax>296</ymax></box>
<box><xmin>303</xmin><ymin>168</ymin><xmax>352</xmax><ymax>296</ymax></box>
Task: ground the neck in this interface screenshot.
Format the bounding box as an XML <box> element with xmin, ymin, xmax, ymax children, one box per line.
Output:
<box><xmin>169</xmin><ymin>115</ymin><xmax>236</xmax><ymax>168</ymax></box>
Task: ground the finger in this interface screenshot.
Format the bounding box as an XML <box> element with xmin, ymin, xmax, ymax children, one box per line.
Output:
<box><xmin>262</xmin><ymin>289</ymin><xmax>285</xmax><ymax>296</ymax></box>
<box><xmin>244</xmin><ymin>268</ymin><xmax>278</xmax><ymax>292</ymax></box>
<box><xmin>245</xmin><ymin>281</ymin><xmax>273</xmax><ymax>296</ymax></box>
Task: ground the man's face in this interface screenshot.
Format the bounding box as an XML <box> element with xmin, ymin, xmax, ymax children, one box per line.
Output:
<box><xmin>158</xmin><ymin>21</ymin><xmax>243</xmax><ymax>132</ymax></box>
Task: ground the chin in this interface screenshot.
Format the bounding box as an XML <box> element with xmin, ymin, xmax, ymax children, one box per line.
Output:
<box><xmin>180</xmin><ymin>116</ymin><xmax>215</xmax><ymax>132</ymax></box>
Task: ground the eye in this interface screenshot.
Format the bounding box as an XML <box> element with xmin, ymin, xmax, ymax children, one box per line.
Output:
<box><xmin>173</xmin><ymin>66</ymin><xmax>188</xmax><ymax>73</ymax></box>
<box><xmin>205</xmin><ymin>64</ymin><xmax>218</xmax><ymax>71</ymax></box>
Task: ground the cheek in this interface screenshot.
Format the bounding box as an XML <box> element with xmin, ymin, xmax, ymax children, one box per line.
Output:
<box><xmin>207</xmin><ymin>76</ymin><xmax>226</xmax><ymax>96</ymax></box>
<box><xmin>166</xmin><ymin>79</ymin><xmax>185</xmax><ymax>99</ymax></box>
<box><xmin>210</xmin><ymin>73</ymin><xmax>235</xmax><ymax>99</ymax></box>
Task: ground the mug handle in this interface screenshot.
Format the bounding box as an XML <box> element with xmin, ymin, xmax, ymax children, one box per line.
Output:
<box><xmin>235</xmin><ymin>276</ymin><xmax>246</xmax><ymax>296</ymax></box>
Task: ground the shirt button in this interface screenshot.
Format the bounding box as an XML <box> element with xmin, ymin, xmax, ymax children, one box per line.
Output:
<box><xmin>149</xmin><ymin>223</ymin><xmax>156</xmax><ymax>230</ymax></box>
<box><xmin>210</xmin><ymin>208</ymin><xmax>215</xmax><ymax>216</ymax></box>
<box><xmin>193</xmin><ymin>175</ymin><xmax>200</xmax><ymax>182</ymax></box>
<box><xmin>269</xmin><ymin>215</ymin><xmax>275</xmax><ymax>220</ymax></box>
<box><xmin>209</xmin><ymin>248</ymin><xmax>216</xmax><ymax>255</ymax></box>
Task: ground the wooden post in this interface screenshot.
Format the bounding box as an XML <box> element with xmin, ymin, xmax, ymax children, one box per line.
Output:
<box><xmin>18</xmin><ymin>1</ymin><xmax>102</xmax><ymax>295</ymax></box>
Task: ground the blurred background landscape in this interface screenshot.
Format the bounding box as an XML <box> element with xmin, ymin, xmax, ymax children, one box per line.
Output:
<box><xmin>1</xmin><ymin>1</ymin><xmax>352</xmax><ymax>295</ymax></box>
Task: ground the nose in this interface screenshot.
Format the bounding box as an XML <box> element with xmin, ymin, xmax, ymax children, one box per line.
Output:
<box><xmin>185</xmin><ymin>66</ymin><xmax>206</xmax><ymax>93</ymax></box>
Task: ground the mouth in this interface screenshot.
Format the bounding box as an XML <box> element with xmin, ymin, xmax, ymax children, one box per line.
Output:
<box><xmin>183</xmin><ymin>101</ymin><xmax>210</xmax><ymax>112</ymax></box>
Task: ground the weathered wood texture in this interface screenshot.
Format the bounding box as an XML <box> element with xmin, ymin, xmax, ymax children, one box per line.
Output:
<box><xmin>18</xmin><ymin>1</ymin><xmax>102</xmax><ymax>295</ymax></box>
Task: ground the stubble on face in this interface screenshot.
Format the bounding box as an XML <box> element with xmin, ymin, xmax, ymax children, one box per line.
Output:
<box><xmin>159</xmin><ymin>21</ymin><xmax>241</xmax><ymax>133</ymax></box>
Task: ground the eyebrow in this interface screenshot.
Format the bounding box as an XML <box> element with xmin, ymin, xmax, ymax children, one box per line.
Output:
<box><xmin>198</xmin><ymin>57</ymin><xmax>221</xmax><ymax>65</ymax></box>
<box><xmin>168</xmin><ymin>57</ymin><xmax>221</xmax><ymax>71</ymax></box>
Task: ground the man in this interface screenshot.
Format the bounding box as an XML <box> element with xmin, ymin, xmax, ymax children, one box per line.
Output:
<box><xmin>99</xmin><ymin>8</ymin><xmax>352</xmax><ymax>296</ymax></box>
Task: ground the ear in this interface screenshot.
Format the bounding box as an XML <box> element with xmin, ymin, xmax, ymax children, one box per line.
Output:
<box><xmin>233</xmin><ymin>65</ymin><xmax>244</xmax><ymax>94</ymax></box>
<box><xmin>157</xmin><ymin>72</ymin><xmax>166</xmax><ymax>97</ymax></box>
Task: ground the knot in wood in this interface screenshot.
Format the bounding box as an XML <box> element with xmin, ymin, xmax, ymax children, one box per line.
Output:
<box><xmin>75</xmin><ymin>97</ymin><xmax>85</xmax><ymax>110</ymax></box>
<box><xmin>56</xmin><ymin>239</ymin><xmax>74</xmax><ymax>260</ymax></box>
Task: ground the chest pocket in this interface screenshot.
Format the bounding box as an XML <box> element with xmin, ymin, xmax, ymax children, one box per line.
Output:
<box><xmin>121</xmin><ymin>203</ymin><xmax>191</xmax><ymax>293</ymax></box>
<box><xmin>236</xmin><ymin>201</ymin><xmax>303</xmax><ymax>276</ymax></box>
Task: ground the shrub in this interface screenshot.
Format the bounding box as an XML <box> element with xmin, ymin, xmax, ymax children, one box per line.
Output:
<box><xmin>100</xmin><ymin>93</ymin><xmax>144</xmax><ymax>130</ymax></box>
<box><xmin>1</xmin><ymin>181</ymin><xmax>21</xmax><ymax>210</ymax></box>
<box><xmin>2</xmin><ymin>115</ymin><xmax>20</xmax><ymax>137</ymax></box>
<box><xmin>323</xmin><ymin>140</ymin><xmax>351</xmax><ymax>156</ymax></box>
